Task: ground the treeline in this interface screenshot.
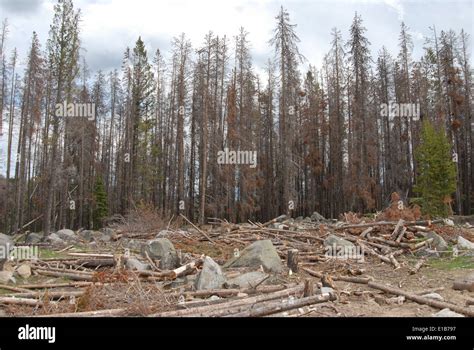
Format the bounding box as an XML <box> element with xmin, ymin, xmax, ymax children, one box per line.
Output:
<box><xmin>0</xmin><ymin>0</ymin><xmax>472</xmax><ymax>234</ymax></box>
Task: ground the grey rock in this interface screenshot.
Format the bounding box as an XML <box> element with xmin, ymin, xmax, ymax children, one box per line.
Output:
<box><xmin>16</xmin><ymin>264</ymin><xmax>32</xmax><ymax>279</ymax></box>
<box><xmin>457</xmin><ymin>236</ymin><xmax>474</xmax><ymax>250</ymax></box>
<box><xmin>320</xmin><ymin>287</ymin><xmax>334</xmax><ymax>296</ymax></box>
<box><xmin>324</xmin><ymin>235</ymin><xmax>355</xmax><ymax>249</ymax></box>
<box><xmin>195</xmin><ymin>257</ymin><xmax>227</xmax><ymax>290</ymax></box>
<box><xmin>77</xmin><ymin>230</ymin><xmax>95</xmax><ymax>242</ymax></box>
<box><xmin>46</xmin><ymin>233</ymin><xmax>65</xmax><ymax>247</ymax></box>
<box><xmin>415</xmin><ymin>248</ymin><xmax>440</xmax><ymax>258</ymax></box>
<box><xmin>92</xmin><ymin>232</ymin><xmax>111</xmax><ymax>243</ymax></box>
<box><xmin>432</xmin><ymin>308</ymin><xmax>464</xmax><ymax>317</ymax></box>
<box><xmin>25</xmin><ymin>233</ymin><xmax>42</xmax><ymax>245</ymax></box>
<box><xmin>122</xmin><ymin>239</ymin><xmax>146</xmax><ymax>252</ymax></box>
<box><xmin>0</xmin><ymin>233</ymin><xmax>14</xmax><ymax>270</ymax></box>
<box><xmin>227</xmin><ymin>271</ymin><xmax>268</xmax><ymax>289</ymax></box>
<box><xmin>101</xmin><ymin>228</ymin><xmax>115</xmax><ymax>237</ymax></box>
<box><xmin>0</xmin><ymin>271</ymin><xmax>15</xmax><ymax>284</ymax></box>
<box><xmin>311</xmin><ymin>211</ymin><xmax>326</xmax><ymax>222</ymax></box>
<box><xmin>223</xmin><ymin>240</ymin><xmax>283</xmax><ymax>273</ymax></box>
<box><xmin>426</xmin><ymin>231</ymin><xmax>448</xmax><ymax>252</ymax></box>
<box><xmin>56</xmin><ymin>229</ymin><xmax>77</xmax><ymax>242</ymax></box>
<box><xmin>141</xmin><ymin>238</ymin><xmax>179</xmax><ymax>270</ymax></box>
<box><xmin>125</xmin><ymin>258</ymin><xmax>150</xmax><ymax>272</ymax></box>
<box><xmin>422</xmin><ymin>293</ymin><xmax>444</xmax><ymax>301</ymax></box>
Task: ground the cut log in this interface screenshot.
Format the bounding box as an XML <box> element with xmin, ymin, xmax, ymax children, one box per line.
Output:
<box><xmin>287</xmin><ymin>249</ymin><xmax>299</xmax><ymax>273</ymax></box>
<box><xmin>34</xmin><ymin>269</ymin><xmax>94</xmax><ymax>281</ymax></box>
<box><xmin>304</xmin><ymin>279</ymin><xmax>314</xmax><ymax>297</ymax></box>
<box><xmin>172</xmin><ymin>259</ymin><xmax>203</xmax><ymax>278</ymax></box>
<box><xmin>151</xmin><ymin>285</ymin><xmax>304</xmax><ymax>317</ymax></box>
<box><xmin>19</xmin><ymin>281</ymin><xmax>96</xmax><ymax>289</ymax></box>
<box><xmin>302</xmin><ymin>267</ymin><xmax>372</xmax><ymax>284</ymax></box>
<box><xmin>34</xmin><ymin>308</ymin><xmax>126</xmax><ymax>317</ymax></box>
<box><xmin>179</xmin><ymin>214</ymin><xmax>215</xmax><ymax>244</ymax></box>
<box><xmin>0</xmin><ymin>297</ymin><xmax>58</xmax><ymax>307</ymax></box>
<box><xmin>0</xmin><ymin>284</ymin><xmax>33</xmax><ymax>293</ymax></box>
<box><xmin>390</xmin><ymin>219</ymin><xmax>405</xmax><ymax>240</ymax></box>
<box><xmin>367</xmin><ymin>281</ymin><xmax>474</xmax><ymax>316</ymax></box>
<box><xmin>409</xmin><ymin>259</ymin><xmax>425</xmax><ymax>275</ymax></box>
<box><xmin>334</xmin><ymin>219</ymin><xmax>444</xmax><ymax>230</ymax></box>
<box><xmin>7</xmin><ymin>290</ymin><xmax>85</xmax><ymax>299</ymax></box>
<box><xmin>227</xmin><ymin>293</ymin><xmax>336</xmax><ymax>317</ymax></box>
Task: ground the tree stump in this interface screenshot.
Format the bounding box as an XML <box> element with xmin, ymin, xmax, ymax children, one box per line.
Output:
<box><xmin>287</xmin><ymin>249</ymin><xmax>299</xmax><ymax>273</ymax></box>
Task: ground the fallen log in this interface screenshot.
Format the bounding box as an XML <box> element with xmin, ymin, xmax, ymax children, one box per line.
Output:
<box><xmin>0</xmin><ymin>297</ymin><xmax>58</xmax><ymax>307</ymax></box>
<box><xmin>179</xmin><ymin>286</ymin><xmax>283</xmax><ymax>299</ymax></box>
<box><xmin>35</xmin><ymin>308</ymin><xmax>127</xmax><ymax>317</ymax></box>
<box><xmin>173</xmin><ymin>259</ymin><xmax>203</xmax><ymax>279</ymax></box>
<box><xmin>34</xmin><ymin>269</ymin><xmax>94</xmax><ymax>281</ymax></box>
<box><xmin>409</xmin><ymin>259</ymin><xmax>425</xmax><ymax>275</ymax></box>
<box><xmin>367</xmin><ymin>281</ymin><xmax>474</xmax><ymax>317</ymax></box>
<box><xmin>0</xmin><ymin>284</ymin><xmax>33</xmax><ymax>293</ymax></box>
<box><xmin>7</xmin><ymin>290</ymin><xmax>85</xmax><ymax>299</ymax></box>
<box><xmin>179</xmin><ymin>214</ymin><xmax>215</xmax><ymax>244</ymax></box>
<box><xmin>227</xmin><ymin>293</ymin><xmax>336</xmax><ymax>317</ymax></box>
<box><xmin>390</xmin><ymin>219</ymin><xmax>405</xmax><ymax>240</ymax></box>
<box><xmin>151</xmin><ymin>285</ymin><xmax>304</xmax><ymax>317</ymax></box>
<box><xmin>18</xmin><ymin>281</ymin><xmax>96</xmax><ymax>289</ymax></box>
<box><xmin>302</xmin><ymin>267</ymin><xmax>372</xmax><ymax>284</ymax></box>
<box><xmin>65</xmin><ymin>258</ymin><xmax>115</xmax><ymax>268</ymax></box>
<box><xmin>334</xmin><ymin>219</ymin><xmax>444</xmax><ymax>230</ymax></box>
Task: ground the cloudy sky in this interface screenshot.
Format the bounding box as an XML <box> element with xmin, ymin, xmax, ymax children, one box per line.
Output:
<box><xmin>0</xmin><ymin>0</ymin><xmax>472</xmax><ymax>76</ymax></box>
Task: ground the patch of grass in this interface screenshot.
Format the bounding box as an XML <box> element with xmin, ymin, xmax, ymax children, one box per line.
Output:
<box><xmin>427</xmin><ymin>256</ymin><xmax>474</xmax><ymax>270</ymax></box>
<box><xmin>39</xmin><ymin>248</ymin><xmax>66</xmax><ymax>259</ymax></box>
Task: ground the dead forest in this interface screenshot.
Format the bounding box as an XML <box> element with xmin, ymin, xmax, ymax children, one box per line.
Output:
<box><xmin>0</xmin><ymin>0</ymin><xmax>473</xmax><ymax>318</ymax></box>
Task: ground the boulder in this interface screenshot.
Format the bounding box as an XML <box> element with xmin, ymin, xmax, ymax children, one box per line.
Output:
<box><xmin>324</xmin><ymin>235</ymin><xmax>355</xmax><ymax>249</ymax></box>
<box><xmin>122</xmin><ymin>239</ymin><xmax>146</xmax><ymax>252</ymax></box>
<box><xmin>25</xmin><ymin>233</ymin><xmax>42</xmax><ymax>245</ymax></box>
<box><xmin>0</xmin><ymin>271</ymin><xmax>15</xmax><ymax>284</ymax></box>
<box><xmin>125</xmin><ymin>258</ymin><xmax>150</xmax><ymax>272</ymax></box>
<box><xmin>426</xmin><ymin>231</ymin><xmax>448</xmax><ymax>252</ymax></box>
<box><xmin>453</xmin><ymin>273</ymin><xmax>474</xmax><ymax>292</ymax></box>
<box><xmin>457</xmin><ymin>236</ymin><xmax>474</xmax><ymax>250</ymax></box>
<box><xmin>56</xmin><ymin>229</ymin><xmax>77</xmax><ymax>242</ymax></box>
<box><xmin>101</xmin><ymin>228</ymin><xmax>115</xmax><ymax>237</ymax></box>
<box><xmin>226</xmin><ymin>271</ymin><xmax>268</xmax><ymax>289</ymax></box>
<box><xmin>311</xmin><ymin>211</ymin><xmax>326</xmax><ymax>222</ymax></box>
<box><xmin>0</xmin><ymin>233</ymin><xmax>14</xmax><ymax>270</ymax></box>
<box><xmin>223</xmin><ymin>240</ymin><xmax>283</xmax><ymax>273</ymax></box>
<box><xmin>46</xmin><ymin>233</ymin><xmax>65</xmax><ymax>247</ymax></box>
<box><xmin>432</xmin><ymin>308</ymin><xmax>464</xmax><ymax>317</ymax></box>
<box><xmin>92</xmin><ymin>231</ymin><xmax>111</xmax><ymax>243</ymax></box>
<box><xmin>77</xmin><ymin>230</ymin><xmax>95</xmax><ymax>242</ymax></box>
<box><xmin>195</xmin><ymin>257</ymin><xmax>226</xmax><ymax>291</ymax></box>
<box><xmin>415</xmin><ymin>248</ymin><xmax>440</xmax><ymax>258</ymax></box>
<box><xmin>16</xmin><ymin>264</ymin><xmax>31</xmax><ymax>279</ymax></box>
<box><xmin>141</xmin><ymin>238</ymin><xmax>179</xmax><ymax>270</ymax></box>
<box><xmin>320</xmin><ymin>287</ymin><xmax>334</xmax><ymax>296</ymax></box>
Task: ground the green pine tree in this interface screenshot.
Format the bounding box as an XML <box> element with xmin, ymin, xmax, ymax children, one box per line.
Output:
<box><xmin>93</xmin><ymin>177</ymin><xmax>108</xmax><ymax>229</ymax></box>
<box><xmin>413</xmin><ymin>120</ymin><xmax>457</xmax><ymax>217</ymax></box>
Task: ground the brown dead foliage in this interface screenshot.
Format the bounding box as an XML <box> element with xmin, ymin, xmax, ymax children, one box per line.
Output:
<box><xmin>376</xmin><ymin>192</ymin><xmax>422</xmax><ymax>221</ymax></box>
